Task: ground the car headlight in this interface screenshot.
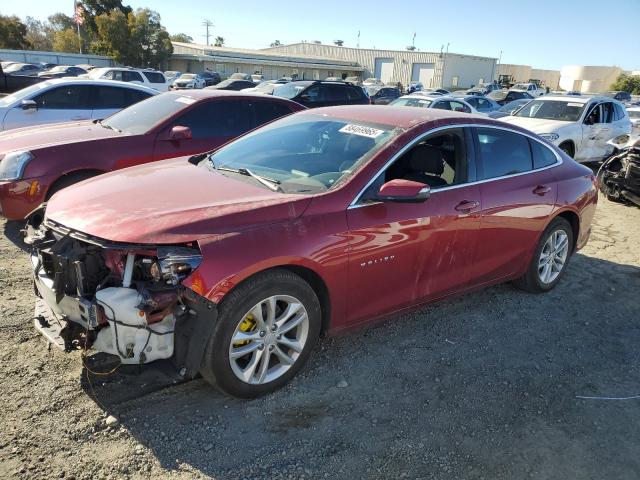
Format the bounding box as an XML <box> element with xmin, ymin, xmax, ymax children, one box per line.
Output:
<box><xmin>0</xmin><ymin>150</ymin><xmax>34</xmax><ymax>181</ymax></box>
<box><xmin>539</xmin><ymin>133</ymin><xmax>559</xmax><ymax>142</ymax></box>
<box><xmin>150</xmin><ymin>246</ymin><xmax>202</xmax><ymax>285</ymax></box>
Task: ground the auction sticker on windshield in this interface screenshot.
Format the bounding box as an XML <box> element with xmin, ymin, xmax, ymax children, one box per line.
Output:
<box><xmin>567</xmin><ymin>103</ymin><xmax>584</xmax><ymax>107</ymax></box>
<box><xmin>339</xmin><ymin>124</ymin><xmax>385</xmax><ymax>138</ymax></box>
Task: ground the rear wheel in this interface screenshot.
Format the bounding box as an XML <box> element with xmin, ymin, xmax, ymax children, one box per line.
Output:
<box><xmin>200</xmin><ymin>269</ymin><xmax>321</xmax><ymax>398</ymax></box>
<box><xmin>514</xmin><ymin>217</ymin><xmax>573</xmax><ymax>293</ymax></box>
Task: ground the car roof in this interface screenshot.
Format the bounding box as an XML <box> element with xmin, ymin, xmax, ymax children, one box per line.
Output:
<box><xmin>165</xmin><ymin>89</ymin><xmax>304</xmax><ymax>105</ymax></box>
<box><xmin>299</xmin><ymin>105</ymin><xmax>487</xmax><ymax>129</ymax></box>
<box><xmin>539</xmin><ymin>95</ymin><xmax>618</xmax><ymax>104</ymax></box>
<box><xmin>36</xmin><ymin>77</ymin><xmax>159</xmax><ymax>93</ymax></box>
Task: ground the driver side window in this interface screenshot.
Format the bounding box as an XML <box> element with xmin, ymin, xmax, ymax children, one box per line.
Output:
<box><xmin>362</xmin><ymin>128</ymin><xmax>470</xmax><ymax>201</ymax></box>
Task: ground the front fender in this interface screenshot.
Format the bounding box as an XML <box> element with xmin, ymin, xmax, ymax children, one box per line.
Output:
<box><xmin>181</xmin><ymin>210</ymin><xmax>350</xmax><ymax>329</ymax></box>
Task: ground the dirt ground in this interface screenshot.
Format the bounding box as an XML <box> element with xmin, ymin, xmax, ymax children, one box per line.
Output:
<box><xmin>0</xmin><ymin>195</ymin><xmax>639</xmax><ymax>480</ymax></box>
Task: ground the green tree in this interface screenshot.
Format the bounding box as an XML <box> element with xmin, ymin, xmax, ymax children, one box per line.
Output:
<box><xmin>610</xmin><ymin>73</ymin><xmax>640</xmax><ymax>95</ymax></box>
<box><xmin>0</xmin><ymin>14</ymin><xmax>30</xmax><ymax>49</ymax></box>
<box><xmin>79</xmin><ymin>0</ymin><xmax>132</xmax><ymax>33</ymax></box>
<box><xmin>92</xmin><ymin>9</ymin><xmax>130</xmax><ymax>62</ymax></box>
<box><xmin>48</xmin><ymin>13</ymin><xmax>75</xmax><ymax>32</ymax></box>
<box><xmin>170</xmin><ymin>33</ymin><xmax>193</xmax><ymax>43</ymax></box>
<box><xmin>270</xmin><ymin>39</ymin><xmax>281</xmax><ymax>47</ymax></box>
<box><xmin>52</xmin><ymin>28</ymin><xmax>81</xmax><ymax>53</ymax></box>
<box><xmin>93</xmin><ymin>8</ymin><xmax>172</xmax><ymax>68</ymax></box>
<box><xmin>214</xmin><ymin>36</ymin><xmax>224</xmax><ymax>47</ymax></box>
<box><xmin>25</xmin><ymin>16</ymin><xmax>54</xmax><ymax>51</ymax></box>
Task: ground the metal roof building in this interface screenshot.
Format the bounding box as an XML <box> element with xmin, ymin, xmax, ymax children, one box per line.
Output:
<box><xmin>169</xmin><ymin>42</ymin><xmax>364</xmax><ymax>81</ymax></box>
<box><xmin>263</xmin><ymin>43</ymin><xmax>498</xmax><ymax>89</ymax></box>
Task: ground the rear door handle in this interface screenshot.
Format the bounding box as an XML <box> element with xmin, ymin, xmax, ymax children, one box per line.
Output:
<box><xmin>533</xmin><ymin>185</ymin><xmax>551</xmax><ymax>196</ymax></box>
<box><xmin>454</xmin><ymin>200</ymin><xmax>480</xmax><ymax>212</ymax></box>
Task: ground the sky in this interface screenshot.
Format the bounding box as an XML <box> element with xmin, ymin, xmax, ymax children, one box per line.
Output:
<box><xmin>3</xmin><ymin>0</ymin><xmax>639</xmax><ymax>70</ymax></box>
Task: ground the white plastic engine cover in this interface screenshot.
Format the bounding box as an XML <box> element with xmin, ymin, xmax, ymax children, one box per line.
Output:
<box><xmin>93</xmin><ymin>287</ymin><xmax>175</xmax><ymax>364</ymax></box>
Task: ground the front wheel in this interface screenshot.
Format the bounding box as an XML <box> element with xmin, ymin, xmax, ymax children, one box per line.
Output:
<box><xmin>514</xmin><ymin>217</ymin><xmax>573</xmax><ymax>293</ymax></box>
<box><xmin>200</xmin><ymin>269</ymin><xmax>321</xmax><ymax>398</ymax></box>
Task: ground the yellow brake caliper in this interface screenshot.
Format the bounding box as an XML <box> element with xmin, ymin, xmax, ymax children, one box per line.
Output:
<box><xmin>234</xmin><ymin>314</ymin><xmax>257</xmax><ymax>347</ymax></box>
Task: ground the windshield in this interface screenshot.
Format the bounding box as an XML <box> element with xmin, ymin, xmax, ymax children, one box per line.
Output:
<box><xmin>205</xmin><ymin>114</ymin><xmax>398</xmax><ymax>194</ymax></box>
<box><xmin>515</xmin><ymin>99</ymin><xmax>587</xmax><ymax>122</ymax></box>
<box><xmin>101</xmin><ymin>93</ymin><xmax>192</xmax><ymax>135</ymax></box>
<box><xmin>273</xmin><ymin>82</ymin><xmax>312</xmax><ymax>99</ymax></box>
<box><xmin>389</xmin><ymin>97</ymin><xmax>432</xmax><ymax>108</ymax></box>
<box><xmin>499</xmin><ymin>99</ymin><xmax>529</xmax><ymax>112</ymax></box>
<box><xmin>0</xmin><ymin>82</ymin><xmax>48</xmax><ymax>107</ymax></box>
<box><xmin>4</xmin><ymin>64</ymin><xmax>27</xmax><ymax>73</ymax></box>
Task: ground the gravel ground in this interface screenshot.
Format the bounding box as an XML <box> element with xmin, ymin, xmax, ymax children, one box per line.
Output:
<box><xmin>0</xmin><ymin>196</ymin><xmax>639</xmax><ymax>480</ymax></box>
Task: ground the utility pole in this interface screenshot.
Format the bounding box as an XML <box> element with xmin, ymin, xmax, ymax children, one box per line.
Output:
<box><xmin>357</xmin><ymin>30</ymin><xmax>360</xmax><ymax>48</ymax></box>
<box><xmin>202</xmin><ymin>19</ymin><xmax>214</xmax><ymax>46</ymax></box>
<box><xmin>412</xmin><ymin>32</ymin><xmax>416</xmax><ymax>49</ymax></box>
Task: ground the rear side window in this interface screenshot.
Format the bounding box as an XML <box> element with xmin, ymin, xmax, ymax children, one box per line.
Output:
<box><xmin>124</xmin><ymin>71</ymin><xmax>144</xmax><ymax>82</ymax></box>
<box><xmin>476</xmin><ymin>127</ymin><xmax>532</xmax><ymax>179</ymax></box>
<box><xmin>251</xmin><ymin>101</ymin><xmax>293</xmax><ymax>127</ymax></box>
<box><xmin>325</xmin><ymin>84</ymin><xmax>348</xmax><ymax>102</ymax></box>
<box><xmin>613</xmin><ymin>103</ymin><xmax>626</xmax><ymax>121</ymax></box>
<box><xmin>173</xmin><ymin>100</ymin><xmax>251</xmax><ymax>139</ymax></box>
<box><xmin>33</xmin><ymin>85</ymin><xmax>92</xmax><ymax>109</ymax></box>
<box><xmin>529</xmin><ymin>139</ymin><xmax>558</xmax><ymax>169</ymax></box>
<box><xmin>93</xmin><ymin>86</ymin><xmax>133</xmax><ymax>109</ymax></box>
<box><xmin>142</xmin><ymin>71</ymin><xmax>165</xmax><ymax>84</ymax></box>
<box><xmin>450</xmin><ymin>101</ymin><xmax>471</xmax><ymax>113</ymax></box>
<box><xmin>346</xmin><ymin>86</ymin><xmax>365</xmax><ymax>100</ymax></box>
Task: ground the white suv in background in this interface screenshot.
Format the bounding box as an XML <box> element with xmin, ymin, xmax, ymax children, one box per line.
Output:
<box><xmin>510</xmin><ymin>82</ymin><xmax>545</xmax><ymax>97</ymax></box>
<box><xmin>87</xmin><ymin>67</ymin><xmax>169</xmax><ymax>92</ymax></box>
<box><xmin>500</xmin><ymin>95</ymin><xmax>632</xmax><ymax>162</ymax></box>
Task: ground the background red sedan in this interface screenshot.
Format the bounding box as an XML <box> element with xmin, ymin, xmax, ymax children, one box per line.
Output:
<box><xmin>0</xmin><ymin>90</ymin><xmax>304</xmax><ymax>220</ymax></box>
<box><xmin>28</xmin><ymin>106</ymin><xmax>597</xmax><ymax>398</ymax></box>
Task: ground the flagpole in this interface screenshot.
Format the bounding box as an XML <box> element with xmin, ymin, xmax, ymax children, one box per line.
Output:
<box><xmin>74</xmin><ymin>1</ymin><xmax>82</xmax><ymax>54</ymax></box>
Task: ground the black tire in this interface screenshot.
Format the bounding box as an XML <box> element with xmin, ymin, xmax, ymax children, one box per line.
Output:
<box><xmin>200</xmin><ymin>269</ymin><xmax>321</xmax><ymax>398</ymax></box>
<box><xmin>558</xmin><ymin>142</ymin><xmax>574</xmax><ymax>158</ymax></box>
<box><xmin>45</xmin><ymin>171</ymin><xmax>100</xmax><ymax>200</ymax></box>
<box><xmin>514</xmin><ymin>217</ymin><xmax>574</xmax><ymax>293</ymax></box>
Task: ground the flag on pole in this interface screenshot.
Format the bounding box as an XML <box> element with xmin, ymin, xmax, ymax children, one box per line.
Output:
<box><xmin>73</xmin><ymin>1</ymin><xmax>84</xmax><ymax>25</ymax></box>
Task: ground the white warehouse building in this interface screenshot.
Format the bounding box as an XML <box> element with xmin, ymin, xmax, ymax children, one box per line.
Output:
<box><xmin>264</xmin><ymin>43</ymin><xmax>497</xmax><ymax>90</ymax></box>
<box><xmin>559</xmin><ymin>65</ymin><xmax>624</xmax><ymax>93</ymax></box>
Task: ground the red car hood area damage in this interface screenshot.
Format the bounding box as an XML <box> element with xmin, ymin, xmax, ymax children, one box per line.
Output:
<box><xmin>0</xmin><ymin>120</ymin><xmax>123</xmax><ymax>152</ymax></box>
<box><xmin>45</xmin><ymin>158</ymin><xmax>312</xmax><ymax>244</ymax></box>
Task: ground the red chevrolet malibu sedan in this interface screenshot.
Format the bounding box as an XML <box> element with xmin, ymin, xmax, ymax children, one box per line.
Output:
<box><xmin>0</xmin><ymin>90</ymin><xmax>304</xmax><ymax>220</ymax></box>
<box><xmin>26</xmin><ymin>106</ymin><xmax>597</xmax><ymax>398</ymax></box>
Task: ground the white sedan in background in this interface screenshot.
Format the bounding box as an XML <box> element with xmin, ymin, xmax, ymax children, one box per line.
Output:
<box><xmin>0</xmin><ymin>78</ymin><xmax>157</xmax><ymax>131</ymax></box>
<box><xmin>627</xmin><ymin>106</ymin><xmax>640</xmax><ymax>133</ymax></box>
<box><xmin>500</xmin><ymin>95</ymin><xmax>631</xmax><ymax>162</ymax></box>
<box><xmin>389</xmin><ymin>95</ymin><xmax>480</xmax><ymax>114</ymax></box>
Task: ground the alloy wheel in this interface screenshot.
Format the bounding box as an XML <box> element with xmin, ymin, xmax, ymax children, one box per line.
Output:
<box><xmin>228</xmin><ymin>295</ymin><xmax>309</xmax><ymax>385</ymax></box>
<box><xmin>538</xmin><ymin>230</ymin><xmax>569</xmax><ymax>284</ymax></box>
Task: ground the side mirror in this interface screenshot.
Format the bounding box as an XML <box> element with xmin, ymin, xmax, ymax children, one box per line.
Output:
<box><xmin>165</xmin><ymin>125</ymin><xmax>192</xmax><ymax>141</ymax></box>
<box><xmin>375</xmin><ymin>179</ymin><xmax>430</xmax><ymax>203</ymax></box>
<box><xmin>20</xmin><ymin>100</ymin><xmax>37</xmax><ymax>111</ymax></box>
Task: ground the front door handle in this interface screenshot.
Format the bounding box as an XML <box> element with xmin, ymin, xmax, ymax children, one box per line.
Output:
<box><xmin>454</xmin><ymin>200</ymin><xmax>480</xmax><ymax>212</ymax></box>
<box><xmin>533</xmin><ymin>185</ymin><xmax>551</xmax><ymax>196</ymax></box>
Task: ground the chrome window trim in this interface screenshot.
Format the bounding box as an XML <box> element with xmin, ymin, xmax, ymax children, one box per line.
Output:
<box><xmin>348</xmin><ymin>123</ymin><xmax>563</xmax><ymax>210</ymax></box>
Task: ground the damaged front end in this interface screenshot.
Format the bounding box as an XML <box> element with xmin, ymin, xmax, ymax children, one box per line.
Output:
<box><xmin>598</xmin><ymin>135</ymin><xmax>640</xmax><ymax>207</ymax></box>
<box><xmin>24</xmin><ymin>210</ymin><xmax>217</xmax><ymax>378</ymax></box>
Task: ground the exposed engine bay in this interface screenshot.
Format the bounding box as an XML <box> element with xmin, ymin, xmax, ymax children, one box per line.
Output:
<box><xmin>24</xmin><ymin>211</ymin><xmax>217</xmax><ymax>376</ymax></box>
<box><xmin>598</xmin><ymin>135</ymin><xmax>640</xmax><ymax>207</ymax></box>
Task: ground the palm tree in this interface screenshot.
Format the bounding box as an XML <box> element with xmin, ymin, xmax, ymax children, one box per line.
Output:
<box><xmin>214</xmin><ymin>36</ymin><xmax>224</xmax><ymax>47</ymax></box>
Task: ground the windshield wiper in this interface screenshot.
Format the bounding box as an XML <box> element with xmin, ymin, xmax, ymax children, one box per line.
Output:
<box><xmin>214</xmin><ymin>165</ymin><xmax>283</xmax><ymax>192</ymax></box>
